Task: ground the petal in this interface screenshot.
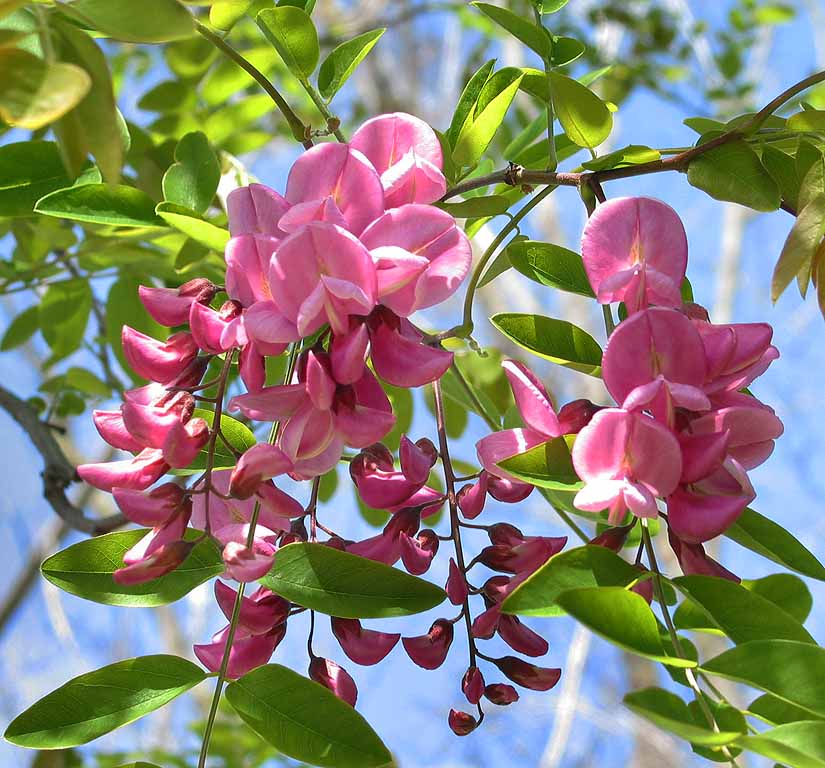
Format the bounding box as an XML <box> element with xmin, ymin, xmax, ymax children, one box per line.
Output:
<box><xmin>369</xmin><ymin>320</ymin><xmax>452</xmax><ymax>387</ymax></box>
<box><xmin>227</xmin><ymin>183</ymin><xmax>289</xmax><ymax>237</ymax></box>
<box><xmin>501</xmin><ymin>359</ymin><xmax>561</xmax><ymax>438</ymax></box>
<box><xmin>350</xmin><ymin>112</ymin><xmax>443</xmax><ymax>174</ymax></box>
<box><xmin>476</xmin><ymin>429</ymin><xmax>548</xmax><ymax>481</ymax></box>
<box><xmin>224</xmin><ymin>235</ymin><xmax>278</xmax><ymax>306</ymax></box>
<box><xmin>331</xmin><ymin>617</ymin><xmax>400</xmax><ymax>666</ymax></box>
<box><xmin>330</xmin><ymin>323</ymin><xmax>370</xmax><ymax>385</ymax></box>
<box><xmin>78</xmin><ymin>448</ymin><xmax>168</xmax><ymax>492</ymax></box>
<box><xmin>92</xmin><ymin>409</ymin><xmax>143</xmax><ymax>452</ymax></box>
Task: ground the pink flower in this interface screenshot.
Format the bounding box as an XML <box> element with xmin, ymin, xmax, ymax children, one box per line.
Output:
<box><xmin>121</xmin><ymin>328</ymin><xmax>199</xmax><ymax>384</ymax></box>
<box><xmin>229</xmin><ymin>443</ymin><xmax>294</xmax><ymax>499</ymax></box>
<box><xmin>403</xmin><ymin>618</ymin><xmax>454</xmax><ymax>669</ymax></box>
<box><xmin>78</xmin><ymin>448</ymin><xmax>169</xmax><ymax>492</ymax></box>
<box><xmin>350</xmin><ymin>112</ymin><xmax>446</xmax><ymax>207</ymax></box>
<box><xmin>113</xmin><ymin>483</ymin><xmax>189</xmax><ymax>527</ymax></box>
<box><xmin>494</xmin><ymin>656</ymin><xmax>561</xmax><ymax>691</ymax></box>
<box><xmin>331</xmin><ymin>617</ymin><xmax>400</xmax><ymax>665</ymax></box>
<box><xmin>462</xmin><ymin>666</ymin><xmax>485</xmax><ymax>704</ymax></box>
<box><xmin>309</xmin><ymin>657</ymin><xmax>358</xmax><ymax>707</ymax></box>
<box><xmin>572</xmin><ymin>408</ymin><xmax>682</xmax><ymax>524</ymax></box>
<box><xmin>195</xmin><ymin>624</ymin><xmax>286</xmax><ymax>680</ymax></box>
<box><xmin>448</xmin><ymin>709</ymin><xmax>478</xmax><ymax>736</ymax></box>
<box><xmin>446</xmin><ymin>558</ymin><xmax>469</xmax><ymax>605</ymax></box>
<box><xmin>581</xmin><ymin>196</ymin><xmax>687</xmax><ymax>312</ymax></box>
<box><xmin>497</xmin><ymin>615</ymin><xmax>549</xmax><ymax>657</ymax></box>
<box><xmin>667</xmin><ymin>529</ymin><xmax>739</xmax><ymax>582</ymax></box>
<box><xmin>139</xmin><ymin>279</ymin><xmax>218</xmax><ymax>327</ymax></box>
<box><xmin>349</xmin><ymin>438</ymin><xmax>436</xmax><ymax>509</ymax></box>
<box><xmin>484</xmin><ymin>683</ymin><xmax>519</xmax><ymax>705</ymax></box>
<box><xmin>227</xmin><ymin>183</ymin><xmax>290</xmax><ymax>238</ymax></box>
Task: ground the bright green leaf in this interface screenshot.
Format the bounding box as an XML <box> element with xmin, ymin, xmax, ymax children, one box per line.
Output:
<box><xmin>60</xmin><ymin>0</ymin><xmax>195</xmax><ymax>43</ymax></box>
<box><xmin>226</xmin><ymin>664</ymin><xmax>392</xmax><ymax>768</ymax></box>
<box><xmin>155</xmin><ymin>202</ymin><xmax>229</xmax><ymax>251</ymax></box>
<box><xmin>162</xmin><ymin>132</ymin><xmax>220</xmax><ymax>215</ymax></box>
<box><xmin>771</xmin><ymin>194</ymin><xmax>825</xmax><ymax>301</ymax></box>
<box><xmin>788</xmin><ymin>110</ymin><xmax>825</xmax><ymax>132</ymax></box>
<box><xmin>736</xmin><ymin>722</ymin><xmax>825</xmax><ymax>768</ymax></box>
<box><xmin>0</xmin><ymin>141</ymin><xmax>75</xmax><ymax>217</ymax></box>
<box><xmin>499</xmin><ymin>436</ymin><xmax>582</xmax><ymax>492</ymax></box>
<box><xmin>318</xmin><ymin>28</ymin><xmax>385</xmax><ymax>101</ymax></box>
<box><xmin>259</xmin><ymin>542</ymin><xmax>446</xmax><ymax>618</ymax></box>
<box><xmin>440</xmin><ymin>195</ymin><xmax>511</xmax><ymax>219</ymax></box>
<box><xmin>743</xmin><ymin>573</ymin><xmax>813</xmax><ymax>624</ymax></box>
<box><xmin>210</xmin><ymin>0</ymin><xmax>253</xmax><ymax>29</ymax></box>
<box><xmin>507</xmin><ymin>240</ymin><xmax>595</xmax><ymax>297</ymax></box>
<box><xmin>550</xmin><ymin>71</ymin><xmax>612</xmax><ymax>148</ymax></box>
<box><xmin>446</xmin><ymin>58</ymin><xmax>495</xmax><ymax>148</ymax></box>
<box><xmin>551</xmin><ymin>36</ymin><xmax>585</xmax><ymax>66</ymax></box>
<box><xmin>39</xmin><ymin>280</ymin><xmax>92</xmax><ymax>363</ymax></box>
<box><xmin>581</xmin><ymin>144</ymin><xmax>660</xmax><ymax>171</ymax></box>
<box><xmin>750</xmin><ymin>694</ymin><xmax>825</xmax><ymax>726</ymax></box>
<box><xmin>472</xmin><ymin>3</ymin><xmax>551</xmax><ymax>58</ymax></box>
<box><xmin>4</xmin><ymin>655</ymin><xmax>206</xmax><ymax>748</ymax></box>
<box><xmin>1</xmin><ymin>305</ymin><xmax>39</xmax><ymax>351</ymax></box>
<box><xmin>256</xmin><ymin>7</ymin><xmax>320</xmax><ymax>80</ymax></box>
<box><xmin>36</xmin><ymin>183</ymin><xmax>163</xmax><ymax>227</ymax></box>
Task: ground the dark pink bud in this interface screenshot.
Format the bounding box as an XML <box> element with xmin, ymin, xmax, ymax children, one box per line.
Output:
<box><xmin>487</xmin><ymin>523</ymin><xmax>524</xmax><ymax>547</ymax></box>
<box><xmin>471</xmin><ymin>605</ymin><xmax>500</xmax><ymax>639</ymax></box>
<box><xmin>170</xmin><ymin>355</ymin><xmax>209</xmax><ymax>389</ymax></box>
<box><xmin>189</xmin><ymin>300</ymin><xmax>242</xmax><ymax>354</ymax></box>
<box><xmin>462</xmin><ymin>666</ymin><xmax>485</xmax><ymax>705</ymax></box>
<box><xmin>668</xmin><ymin>529</ymin><xmax>739</xmax><ymax>582</ymax></box>
<box><xmin>457</xmin><ymin>474</ymin><xmax>488</xmax><ymax>519</ymax></box>
<box><xmin>558</xmin><ymin>398</ymin><xmax>601</xmax><ymax>434</ymax></box>
<box><xmin>683</xmin><ymin>301</ymin><xmax>710</xmax><ymax>321</ymax></box>
<box><xmin>113</xmin><ymin>539</ymin><xmax>194</xmax><ymax>585</ymax></box>
<box><xmin>486</xmin><ymin>474</ymin><xmax>533</xmax><ymax>503</ymax></box>
<box><xmin>446</xmin><ymin>558</ymin><xmax>469</xmax><ymax>606</ymax></box>
<box><xmin>309</xmin><ymin>657</ymin><xmax>358</xmax><ymax>707</ymax></box>
<box><xmin>384</xmin><ymin>508</ymin><xmax>420</xmax><ymax>539</ymax></box>
<box><xmin>331</xmin><ymin>617</ymin><xmax>400</xmax><ymax>666</ymax></box>
<box><xmin>497</xmin><ymin>615</ymin><xmax>548</xmax><ymax>657</ymax></box>
<box><xmin>631</xmin><ymin>566</ymin><xmax>654</xmax><ymax>604</ymax></box>
<box><xmin>402</xmin><ymin>619</ymin><xmax>453</xmax><ymax>670</ymax></box>
<box><xmin>589</xmin><ymin>523</ymin><xmax>635</xmax><ymax>552</ymax></box>
<box><xmin>113</xmin><ymin>483</ymin><xmax>189</xmax><ymax>527</ymax></box>
<box><xmin>399</xmin><ymin>435</ymin><xmax>437</xmax><ymax>483</ymax></box>
<box><xmin>178</xmin><ymin>277</ymin><xmax>219</xmax><ymax>302</ymax></box>
<box><xmin>448</xmin><ymin>709</ymin><xmax>478</xmax><ymax>736</ymax></box>
<box><xmin>122</xmin><ymin>328</ymin><xmax>199</xmax><ymax>384</ymax></box>
<box><xmin>482</xmin><ymin>576</ymin><xmax>512</xmax><ymax>603</ymax></box>
<box><xmin>494</xmin><ymin>656</ymin><xmax>561</xmax><ymax>691</ymax></box>
<box><xmin>279</xmin><ymin>531</ymin><xmax>304</xmax><ymax>547</ymax></box>
<box><xmin>484</xmin><ymin>683</ymin><xmax>519</xmax><ymax>705</ymax></box>
<box><xmin>229</xmin><ymin>444</ymin><xmax>293</xmax><ymax>499</ymax></box>
<box><xmin>400</xmin><ymin>529</ymin><xmax>438</xmax><ymax>575</ymax></box>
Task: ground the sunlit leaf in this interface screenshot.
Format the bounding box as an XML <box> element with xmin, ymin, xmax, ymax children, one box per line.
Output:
<box><xmin>318</xmin><ymin>28</ymin><xmax>385</xmax><ymax>100</ymax></box>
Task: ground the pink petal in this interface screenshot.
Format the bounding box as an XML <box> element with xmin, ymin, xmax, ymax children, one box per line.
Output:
<box><xmin>446</xmin><ymin>558</ymin><xmax>469</xmax><ymax>605</ymax></box>
<box><xmin>223</xmin><ymin>540</ymin><xmax>275</xmax><ymax>582</ymax></box>
<box><xmin>229</xmin><ymin>443</ymin><xmax>294</xmax><ymax>499</ymax></box>
<box><xmin>501</xmin><ymin>359</ymin><xmax>562</xmax><ymax>438</ymax></box>
<box><xmin>138</xmin><ymin>285</ymin><xmax>194</xmax><ymax>327</ymax></box>
<box><xmin>227</xmin><ymin>183</ymin><xmax>289</xmax><ymax>237</ymax></box>
<box><xmin>476</xmin><ymin>428</ymin><xmax>548</xmax><ymax>481</ymax></box>
<box><xmin>369</xmin><ymin>319</ymin><xmax>453</xmax><ymax>387</ymax></box>
<box><xmin>331</xmin><ymin>617</ymin><xmax>400</xmax><ymax>666</ymax></box>
<box><xmin>225</xmin><ymin>234</ymin><xmax>278</xmax><ymax>307</ymax></box>
<box><xmin>194</xmin><ymin>624</ymin><xmax>283</xmax><ymax>679</ymax></box>
<box><xmin>497</xmin><ymin>614</ymin><xmax>549</xmax><ymax>657</ymax></box>
<box><xmin>113</xmin><ymin>483</ymin><xmax>188</xmax><ymax>527</ymax></box>
<box><xmin>309</xmin><ymin>657</ymin><xmax>358</xmax><ymax>707</ymax></box>
<box><xmin>229</xmin><ymin>384</ymin><xmax>307</xmax><ymax>422</ymax></box>
<box><xmin>330</xmin><ymin>323</ymin><xmax>370</xmax><ymax>384</ymax></box>
<box><xmin>350</xmin><ymin>112</ymin><xmax>443</xmax><ymax>177</ymax></box>
<box><xmin>243</xmin><ymin>301</ymin><xmax>300</xmax><ymax>347</ymax></box>
<box><xmin>162</xmin><ymin>417</ymin><xmax>209</xmax><ymax>468</ymax></box>
<box><xmin>402</xmin><ymin>619</ymin><xmax>453</xmax><ymax>670</ymax></box>
<box><xmin>93</xmin><ymin>409</ymin><xmax>143</xmax><ymax>452</ymax></box>
<box><xmin>122</xmin><ymin>328</ymin><xmax>198</xmax><ymax>384</ymax></box>
<box><xmin>78</xmin><ymin>448</ymin><xmax>168</xmax><ymax>492</ymax></box>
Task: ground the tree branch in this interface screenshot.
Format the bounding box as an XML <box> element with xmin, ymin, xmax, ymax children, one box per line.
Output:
<box><xmin>0</xmin><ymin>385</ymin><xmax>125</xmax><ymax>535</ymax></box>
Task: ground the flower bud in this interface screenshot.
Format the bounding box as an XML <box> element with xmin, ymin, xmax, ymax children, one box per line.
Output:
<box><xmin>399</xmin><ymin>435</ymin><xmax>437</xmax><ymax>483</ymax></box>
<box><xmin>189</xmin><ymin>300</ymin><xmax>243</xmax><ymax>354</ymax></box>
<box><xmin>497</xmin><ymin>615</ymin><xmax>548</xmax><ymax>657</ymax></box>
<box><xmin>589</xmin><ymin>523</ymin><xmax>635</xmax><ymax>552</ymax></box>
<box><xmin>488</xmin><ymin>523</ymin><xmax>524</xmax><ymax>547</ymax></box>
<box><xmin>484</xmin><ymin>683</ymin><xmax>519</xmax><ymax>705</ymax></box>
<box><xmin>631</xmin><ymin>566</ymin><xmax>654</xmax><ymax>604</ymax></box>
<box><xmin>558</xmin><ymin>398</ymin><xmax>601</xmax><ymax>434</ymax></box>
<box><xmin>92</xmin><ymin>409</ymin><xmax>143</xmax><ymax>452</ymax></box>
<box><xmin>486</xmin><ymin>474</ymin><xmax>533</xmax><ymax>503</ymax></box>
<box><xmin>402</xmin><ymin>619</ymin><xmax>453</xmax><ymax>670</ymax></box>
<box><xmin>162</xmin><ymin>417</ymin><xmax>210</xmax><ymax>468</ymax></box>
<box><xmin>122</xmin><ymin>328</ymin><xmax>199</xmax><ymax>384</ymax></box>
<box><xmin>462</xmin><ymin>666</ymin><xmax>485</xmax><ymax>704</ymax></box>
<box><xmin>457</xmin><ymin>474</ymin><xmax>488</xmax><ymax>519</ymax></box>
<box><xmin>446</xmin><ymin>558</ymin><xmax>469</xmax><ymax>606</ymax></box>
<box><xmin>494</xmin><ymin>656</ymin><xmax>561</xmax><ymax>691</ymax></box>
<box><xmin>78</xmin><ymin>448</ymin><xmax>169</xmax><ymax>492</ymax></box>
<box><xmin>309</xmin><ymin>657</ymin><xmax>358</xmax><ymax>707</ymax></box>
<box><xmin>113</xmin><ymin>539</ymin><xmax>194</xmax><ymax>585</ymax></box>
<box><xmin>113</xmin><ymin>483</ymin><xmax>189</xmax><ymax>527</ymax></box>
<box><xmin>471</xmin><ymin>605</ymin><xmax>500</xmax><ymax>639</ymax></box>
<box><xmin>229</xmin><ymin>443</ymin><xmax>293</xmax><ymax>499</ymax></box>
<box><xmin>331</xmin><ymin>617</ymin><xmax>400</xmax><ymax>666</ymax></box>
<box><xmin>400</xmin><ymin>529</ymin><xmax>438</xmax><ymax>575</ymax></box>
<box><xmin>448</xmin><ymin>709</ymin><xmax>478</xmax><ymax>736</ymax></box>
<box><xmin>222</xmin><ymin>540</ymin><xmax>275</xmax><ymax>582</ymax></box>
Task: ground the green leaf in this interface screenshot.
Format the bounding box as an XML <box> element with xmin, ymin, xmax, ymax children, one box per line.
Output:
<box><xmin>624</xmin><ymin>688</ymin><xmax>743</xmax><ymax>747</ymax></box>
<box><xmin>446</xmin><ymin>58</ymin><xmax>495</xmax><ymax>148</ymax></box>
<box><xmin>210</xmin><ymin>0</ymin><xmax>254</xmax><ymax>29</ymax></box>
<box><xmin>762</xmin><ymin>145</ymin><xmax>800</xmax><ymax>210</ymax></box>
<box><xmin>743</xmin><ymin>573</ymin><xmax>813</xmax><ymax>624</ymax></box>
<box><xmin>702</xmin><ymin>640</ymin><xmax>825</xmax><ymax>717</ymax></box>
<box><xmin>318</xmin><ymin>28</ymin><xmax>385</xmax><ymax>100</ymax></box>
<box><xmin>162</xmin><ymin>132</ymin><xmax>220</xmax><ymax>215</ymax></box>
<box><xmin>54</xmin><ymin>22</ymin><xmax>123</xmax><ymax>182</ymax></box>
<box><xmin>491</xmin><ymin>312</ymin><xmax>602</xmax><ymax>376</ymax></box>
<box><xmin>452</xmin><ymin>71</ymin><xmax>523</xmax><ymax>166</ymax></box>
<box><xmin>472</xmin><ymin>3</ymin><xmax>551</xmax><ymax>58</ymax></box>
<box><xmin>4</xmin><ymin>655</ymin><xmax>206</xmax><ymax>748</ymax></box>
<box><xmin>687</xmin><ymin>140</ymin><xmax>780</xmax><ymax>211</ymax></box>
<box><xmin>39</xmin><ymin>280</ymin><xmax>92</xmax><ymax>363</ymax></box>
<box><xmin>788</xmin><ymin>111</ymin><xmax>825</xmax><ymax>132</ymax></box>
<box><xmin>507</xmin><ymin>240</ymin><xmax>595</xmax><ymax>297</ymax></box>
<box><xmin>41</xmin><ymin>529</ymin><xmax>223</xmax><ymax>607</ymax></box>
<box><xmin>60</xmin><ymin>0</ymin><xmax>195</xmax><ymax>43</ymax></box>
<box><xmin>736</xmin><ymin>722</ymin><xmax>825</xmax><ymax>768</ymax></box>
<box><xmin>1</xmin><ymin>305</ymin><xmax>38</xmax><ymax>351</ymax></box>
<box><xmin>726</xmin><ymin>507</ymin><xmax>825</xmax><ymax>581</ymax></box>
<box><xmin>771</xmin><ymin>194</ymin><xmax>825</xmax><ymax>301</ymax></box>
<box><xmin>0</xmin><ymin>140</ymin><xmax>74</xmax><ymax>216</ymax></box>
<box><xmin>550</xmin><ymin>36</ymin><xmax>585</xmax><ymax>66</ymax></box>
<box><xmin>556</xmin><ymin>586</ymin><xmax>695</xmax><ymax>667</ymax></box>
<box><xmin>502</xmin><ymin>545</ymin><xmax>644</xmax><ymax>617</ymax></box>
<box><xmin>499</xmin><ymin>436</ymin><xmax>582</xmax><ymax>491</ymax></box>
<box><xmin>750</xmin><ymin>694</ymin><xmax>825</xmax><ymax>726</ymax></box>
<box><xmin>64</xmin><ymin>366</ymin><xmax>111</xmax><ymax>397</ymax></box>
<box><xmin>0</xmin><ymin>48</ymin><xmax>90</xmax><ymax>129</ymax></box>
<box><xmin>36</xmin><ymin>183</ymin><xmax>163</xmax><ymax>227</ymax></box>
<box><xmin>549</xmin><ymin>71</ymin><xmax>612</xmax><ymax>148</ymax></box>
<box><xmin>259</xmin><ymin>542</ymin><xmax>446</xmax><ymax>618</ymax></box>
<box><xmin>226</xmin><ymin>664</ymin><xmax>392</xmax><ymax>768</ymax></box>
<box><xmin>581</xmin><ymin>144</ymin><xmax>660</xmax><ymax>171</ymax></box>
<box><xmin>672</xmin><ymin>575</ymin><xmax>815</xmax><ymax>644</ymax></box>
<box><xmin>256</xmin><ymin>7</ymin><xmax>320</xmax><ymax>80</ymax></box>
<box><xmin>155</xmin><ymin>202</ymin><xmax>229</xmax><ymax>251</ymax></box>
<box><xmin>541</xmin><ymin>0</ymin><xmax>570</xmax><ymax>11</ymax></box>
<box><xmin>440</xmin><ymin>194</ymin><xmax>511</xmax><ymax>219</ymax></box>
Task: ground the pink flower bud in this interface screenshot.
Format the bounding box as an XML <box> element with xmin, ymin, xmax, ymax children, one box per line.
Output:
<box><xmin>462</xmin><ymin>666</ymin><xmax>485</xmax><ymax>705</ymax></box>
<box><xmin>558</xmin><ymin>398</ymin><xmax>601</xmax><ymax>434</ymax></box>
<box><xmin>309</xmin><ymin>657</ymin><xmax>358</xmax><ymax>707</ymax></box>
<box><xmin>446</xmin><ymin>558</ymin><xmax>468</xmax><ymax>606</ymax></box>
<box><xmin>400</xmin><ymin>529</ymin><xmax>438</xmax><ymax>575</ymax></box>
<box><xmin>78</xmin><ymin>448</ymin><xmax>169</xmax><ymax>492</ymax></box>
<box><xmin>488</xmin><ymin>523</ymin><xmax>524</xmax><ymax>547</ymax></box>
<box><xmin>484</xmin><ymin>683</ymin><xmax>519</xmax><ymax>705</ymax></box>
<box><xmin>486</xmin><ymin>474</ymin><xmax>533</xmax><ymax>503</ymax></box>
<box><xmin>222</xmin><ymin>540</ymin><xmax>275</xmax><ymax>582</ymax></box>
<box><xmin>195</xmin><ymin>623</ymin><xmax>285</xmax><ymax>679</ymax></box>
<box><xmin>122</xmin><ymin>328</ymin><xmax>199</xmax><ymax>384</ymax></box>
<box><xmin>588</xmin><ymin>523</ymin><xmax>635</xmax><ymax>552</ymax></box>
<box><xmin>92</xmin><ymin>409</ymin><xmax>143</xmax><ymax>452</ymax></box>
<box><xmin>497</xmin><ymin>615</ymin><xmax>548</xmax><ymax>657</ymax></box>
<box><xmin>631</xmin><ymin>566</ymin><xmax>654</xmax><ymax>604</ymax></box>
<box><xmin>139</xmin><ymin>280</ymin><xmax>218</xmax><ymax>327</ymax></box>
<box><xmin>448</xmin><ymin>709</ymin><xmax>478</xmax><ymax>736</ymax></box>
<box><xmin>494</xmin><ymin>656</ymin><xmax>561</xmax><ymax>691</ymax></box>
<box><xmin>189</xmin><ymin>300</ymin><xmax>244</xmax><ymax>354</ymax></box>
<box><xmin>229</xmin><ymin>444</ymin><xmax>293</xmax><ymax>499</ymax></box>
<box><xmin>113</xmin><ymin>483</ymin><xmax>189</xmax><ymax>527</ymax></box>
<box><xmin>331</xmin><ymin>617</ymin><xmax>400</xmax><ymax>666</ymax></box>
<box><xmin>471</xmin><ymin>605</ymin><xmax>500</xmax><ymax>639</ymax></box>
<box><xmin>113</xmin><ymin>539</ymin><xmax>194</xmax><ymax>585</ymax></box>
<box><xmin>239</xmin><ymin>343</ymin><xmax>266</xmax><ymax>393</ymax></box>
<box><xmin>457</xmin><ymin>473</ymin><xmax>488</xmax><ymax>519</ymax></box>
<box><xmin>402</xmin><ymin>619</ymin><xmax>453</xmax><ymax>669</ymax></box>
<box><xmin>667</xmin><ymin>529</ymin><xmax>739</xmax><ymax>582</ymax></box>
<box><xmin>399</xmin><ymin>435</ymin><xmax>437</xmax><ymax>484</ymax></box>
<box><xmin>214</xmin><ymin>580</ymin><xmax>289</xmax><ymax>634</ymax></box>
<box><xmin>482</xmin><ymin>575</ymin><xmax>512</xmax><ymax>603</ymax></box>
<box><xmin>162</xmin><ymin>416</ymin><xmax>209</xmax><ymax>468</ymax></box>
<box><xmin>330</xmin><ymin>322</ymin><xmax>370</xmax><ymax>384</ymax></box>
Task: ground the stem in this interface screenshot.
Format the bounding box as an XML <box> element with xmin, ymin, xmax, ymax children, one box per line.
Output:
<box><xmin>195</xmin><ymin>21</ymin><xmax>312</xmax><ymax>148</ymax></box>
<box><xmin>197</xmin><ymin>344</ymin><xmax>299</xmax><ymax>768</ymax></box>
<box><xmin>532</xmin><ymin>7</ymin><xmax>557</xmax><ymax>171</ymax></box>
<box><xmin>300</xmin><ymin>79</ymin><xmax>347</xmax><ymax>142</ymax></box>
<box><xmin>307</xmin><ymin>475</ymin><xmax>321</xmax><ymax>542</ymax></box>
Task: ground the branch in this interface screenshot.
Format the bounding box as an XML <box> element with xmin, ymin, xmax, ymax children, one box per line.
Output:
<box><xmin>442</xmin><ymin>69</ymin><xmax>825</xmax><ymax>202</ymax></box>
<box><xmin>0</xmin><ymin>385</ymin><xmax>125</xmax><ymax>535</ymax></box>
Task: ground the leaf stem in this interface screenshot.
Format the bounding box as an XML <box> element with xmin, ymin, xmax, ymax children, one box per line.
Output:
<box><xmin>299</xmin><ymin>78</ymin><xmax>347</xmax><ymax>142</ymax></box>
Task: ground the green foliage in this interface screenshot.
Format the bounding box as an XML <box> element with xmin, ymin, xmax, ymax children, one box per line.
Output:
<box><xmin>35</xmin><ymin>184</ymin><xmax>164</xmax><ymax>227</ymax></box>
<box><xmin>472</xmin><ymin>3</ymin><xmax>552</xmax><ymax>59</ymax></box>
<box><xmin>0</xmin><ymin>141</ymin><xmax>74</xmax><ymax>216</ymax></box>
<box><xmin>60</xmin><ymin>0</ymin><xmax>195</xmax><ymax>44</ymax></box>
<box><xmin>506</xmin><ymin>240</ymin><xmax>595</xmax><ymax>297</ymax></box>
<box><xmin>226</xmin><ymin>665</ymin><xmax>392</xmax><ymax>768</ymax></box>
<box><xmin>318</xmin><ymin>28</ymin><xmax>385</xmax><ymax>101</ymax></box>
<box><xmin>256</xmin><ymin>6</ymin><xmax>319</xmax><ymax>81</ymax></box>
<box><xmin>41</xmin><ymin>529</ymin><xmax>224</xmax><ymax>606</ymax></box>
<box><xmin>736</xmin><ymin>721</ymin><xmax>825</xmax><ymax>768</ymax></box>
<box><xmin>498</xmin><ymin>436</ymin><xmax>582</xmax><ymax>491</ymax></box>
<box><xmin>162</xmin><ymin>132</ymin><xmax>221</xmax><ymax>215</ymax></box>
<box><xmin>39</xmin><ymin>279</ymin><xmax>92</xmax><ymax>364</ymax></box>
<box><xmin>550</xmin><ymin>71</ymin><xmax>613</xmax><ymax>148</ymax></box>
<box><xmin>259</xmin><ymin>542</ymin><xmax>447</xmax><ymax>618</ymax></box>
<box><xmin>4</xmin><ymin>655</ymin><xmax>206</xmax><ymax>748</ymax></box>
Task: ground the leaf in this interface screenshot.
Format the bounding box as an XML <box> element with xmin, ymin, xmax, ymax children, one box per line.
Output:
<box><xmin>472</xmin><ymin>3</ymin><xmax>551</xmax><ymax>58</ymax></box>
<box><xmin>499</xmin><ymin>436</ymin><xmax>583</xmax><ymax>491</ymax></box>
<box><xmin>161</xmin><ymin>132</ymin><xmax>220</xmax><ymax>215</ymax></box>
<box><xmin>210</xmin><ymin>0</ymin><xmax>253</xmax><ymax>29</ymax></box>
<box><xmin>0</xmin><ymin>141</ymin><xmax>73</xmax><ymax>216</ymax></box>
<box><xmin>491</xmin><ymin>312</ymin><xmax>602</xmax><ymax>376</ymax></box>
<box><xmin>624</xmin><ymin>688</ymin><xmax>743</xmax><ymax>747</ymax></box>
<box><xmin>541</xmin><ymin>0</ymin><xmax>570</xmax><ymax>11</ymax></box>
<box><xmin>155</xmin><ymin>202</ymin><xmax>230</xmax><ymax>251</ymax></box>
<box><xmin>1</xmin><ymin>305</ymin><xmax>38</xmax><ymax>351</ymax></box>
<box><xmin>440</xmin><ymin>194</ymin><xmax>511</xmax><ymax>219</ymax></box>
<box><xmin>4</xmin><ymin>655</ymin><xmax>206</xmax><ymax>748</ymax></box>
<box><xmin>39</xmin><ymin>280</ymin><xmax>92</xmax><ymax>363</ymax></box>
<box><xmin>687</xmin><ymin>140</ymin><xmax>780</xmax><ymax>211</ymax></box>
<box><xmin>549</xmin><ymin>71</ymin><xmax>612</xmax><ymax>148</ymax></box>
<box><xmin>256</xmin><ymin>7</ymin><xmax>320</xmax><ymax>80</ymax></box>
<box><xmin>179</xmin><ymin>408</ymin><xmax>257</xmax><ymax>473</ymax></box>
<box><xmin>318</xmin><ymin>28</ymin><xmax>385</xmax><ymax>100</ymax></box>
<box><xmin>762</xmin><ymin>145</ymin><xmax>800</xmax><ymax>210</ymax></box>
<box><xmin>736</xmin><ymin>722</ymin><xmax>825</xmax><ymax>768</ymax></box>
<box><xmin>725</xmin><ymin>507</ymin><xmax>825</xmax><ymax>581</ymax></box>
<box><xmin>556</xmin><ymin>586</ymin><xmax>695</xmax><ymax>667</ymax></box>
<box><xmin>551</xmin><ymin>36</ymin><xmax>585</xmax><ymax>66</ymax></box>
<box><xmin>507</xmin><ymin>240</ymin><xmax>595</xmax><ymax>297</ymax></box>
<box><xmin>502</xmin><ymin>545</ymin><xmax>644</xmax><ymax>617</ymax></box>
<box><xmin>581</xmin><ymin>144</ymin><xmax>660</xmax><ymax>171</ymax></box>
<box><xmin>54</xmin><ymin>21</ymin><xmax>123</xmax><ymax>182</ymax></box>
<box><xmin>672</xmin><ymin>575</ymin><xmax>815</xmax><ymax>645</ymax></box>
<box><xmin>446</xmin><ymin>58</ymin><xmax>495</xmax><ymax>148</ymax></box>
<box><xmin>259</xmin><ymin>542</ymin><xmax>446</xmax><ymax>618</ymax></box>
<box><xmin>742</xmin><ymin>573</ymin><xmax>813</xmax><ymax>624</ymax></box>
<box><xmin>0</xmin><ymin>48</ymin><xmax>90</xmax><ymax>129</ymax></box>
<box><xmin>702</xmin><ymin>640</ymin><xmax>825</xmax><ymax>717</ymax></box>
<box><xmin>60</xmin><ymin>0</ymin><xmax>195</xmax><ymax>43</ymax></box>
<box><xmin>750</xmin><ymin>694</ymin><xmax>825</xmax><ymax>726</ymax></box>
<box><xmin>788</xmin><ymin>110</ymin><xmax>825</xmax><ymax>132</ymax></box>
<box><xmin>36</xmin><ymin>183</ymin><xmax>163</xmax><ymax>227</ymax></box>
<box><xmin>41</xmin><ymin>529</ymin><xmax>223</xmax><ymax>607</ymax></box>
<box><xmin>226</xmin><ymin>665</ymin><xmax>392</xmax><ymax>768</ymax></box>
<box><xmin>452</xmin><ymin>71</ymin><xmax>524</xmax><ymax>166</ymax></box>
<box><xmin>771</xmin><ymin>194</ymin><xmax>825</xmax><ymax>301</ymax></box>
